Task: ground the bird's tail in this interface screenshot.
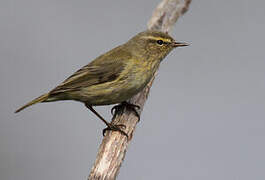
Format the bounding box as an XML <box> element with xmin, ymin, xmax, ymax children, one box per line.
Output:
<box><xmin>15</xmin><ymin>93</ymin><xmax>49</xmax><ymax>113</ymax></box>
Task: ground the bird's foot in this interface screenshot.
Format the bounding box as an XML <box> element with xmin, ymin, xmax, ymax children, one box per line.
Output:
<box><xmin>111</xmin><ymin>102</ymin><xmax>141</xmax><ymax>121</ymax></box>
<box><xmin>103</xmin><ymin>123</ymin><xmax>128</xmax><ymax>138</ymax></box>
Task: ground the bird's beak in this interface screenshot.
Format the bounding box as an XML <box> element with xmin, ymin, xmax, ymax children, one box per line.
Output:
<box><xmin>172</xmin><ymin>41</ymin><xmax>189</xmax><ymax>47</ymax></box>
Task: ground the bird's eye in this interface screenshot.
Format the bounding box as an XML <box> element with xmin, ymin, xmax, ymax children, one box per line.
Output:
<box><xmin>156</xmin><ymin>40</ymin><xmax>163</xmax><ymax>45</ymax></box>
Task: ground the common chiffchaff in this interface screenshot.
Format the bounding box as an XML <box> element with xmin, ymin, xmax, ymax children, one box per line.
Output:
<box><xmin>15</xmin><ymin>30</ymin><xmax>188</xmax><ymax>137</ymax></box>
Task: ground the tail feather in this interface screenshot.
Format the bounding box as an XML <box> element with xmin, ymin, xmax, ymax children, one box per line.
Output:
<box><xmin>15</xmin><ymin>93</ymin><xmax>49</xmax><ymax>113</ymax></box>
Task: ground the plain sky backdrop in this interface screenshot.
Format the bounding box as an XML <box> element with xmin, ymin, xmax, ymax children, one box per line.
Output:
<box><xmin>1</xmin><ymin>0</ymin><xmax>265</xmax><ymax>179</ymax></box>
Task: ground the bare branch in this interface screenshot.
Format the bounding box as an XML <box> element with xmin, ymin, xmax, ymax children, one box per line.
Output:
<box><xmin>148</xmin><ymin>0</ymin><xmax>191</xmax><ymax>32</ymax></box>
<box><xmin>88</xmin><ymin>0</ymin><xmax>192</xmax><ymax>179</ymax></box>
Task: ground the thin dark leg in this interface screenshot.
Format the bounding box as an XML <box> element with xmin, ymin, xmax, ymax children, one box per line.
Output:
<box><xmin>85</xmin><ymin>104</ymin><xmax>128</xmax><ymax>138</ymax></box>
<box><xmin>85</xmin><ymin>104</ymin><xmax>109</xmax><ymax>126</ymax></box>
<box><xmin>111</xmin><ymin>101</ymin><xmax>141</xmax><ymax>121</ymax></box>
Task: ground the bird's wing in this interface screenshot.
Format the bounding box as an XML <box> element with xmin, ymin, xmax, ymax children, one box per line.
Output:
<box><xmin>50</xmin><ymin>46</ymin><xmax>131</xmax><ymax>94</ymax></box>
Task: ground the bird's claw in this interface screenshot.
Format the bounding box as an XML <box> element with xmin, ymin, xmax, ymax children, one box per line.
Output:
<box><xmin>111</xmin><ymin>104</ymin><xmax>123</xmax><ymax>116</ymax></box>
<box><xmin>102</xmin><ymin>123</ymin><xmax>128</xmax><ymax>138</ymax></box>
<box><xmin>111</xmin><ymin>102</ymin><xmax>141</xmax><ymax>121</ymax></box>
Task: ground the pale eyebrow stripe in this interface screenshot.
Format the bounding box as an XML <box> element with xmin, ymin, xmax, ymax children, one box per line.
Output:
<box><xmin>140</xmin><ymin>35</ymin><xmax>171</xmax><ymax>43</ymax></box>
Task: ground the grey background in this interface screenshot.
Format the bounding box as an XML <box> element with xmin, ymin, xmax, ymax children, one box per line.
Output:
<box><xmin>1</xmin><ymin>0</ymin><xmax>265</xmax><ymax>179</ymax></box>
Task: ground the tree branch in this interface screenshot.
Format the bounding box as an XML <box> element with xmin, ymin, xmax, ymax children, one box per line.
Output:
<box><xmin>88</xmin><ymin>0</ymin><xmax>192</xmax><ymax>179</ymax></box>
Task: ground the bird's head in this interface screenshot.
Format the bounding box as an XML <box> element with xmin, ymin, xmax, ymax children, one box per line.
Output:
<box><xmin>126</xmin><ymin>30</ymin><xmax>188</xmax><ymax>61</ymax></box>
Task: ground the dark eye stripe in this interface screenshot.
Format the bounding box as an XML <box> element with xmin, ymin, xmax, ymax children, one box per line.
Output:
<box><xmin>157</xmin><ymin>40</ymin><xmax>163</xmax><ymax>45</ymax></box>
<box><xmin>147</xmin><ymin>39</ymin><xmax>170</xmax><ymax>45</ymax></box>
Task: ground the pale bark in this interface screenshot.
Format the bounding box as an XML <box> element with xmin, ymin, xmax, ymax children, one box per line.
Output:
<box><xmin>88</xmin><ymin>0</ymin><xmax>192</xmax><ymax>179</ymax></box>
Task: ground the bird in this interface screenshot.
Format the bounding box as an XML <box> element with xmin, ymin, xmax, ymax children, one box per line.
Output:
<box><xmin>15</xmin><ymin>30</ymin><xmax>188</xmax><ymax>137</ymax></box>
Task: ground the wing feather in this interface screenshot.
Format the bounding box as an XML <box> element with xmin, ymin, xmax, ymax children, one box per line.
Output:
<box><xmin>50</xmin><ymin>46</ymin><xmax>131</xmax><ymax>94</ymax></box>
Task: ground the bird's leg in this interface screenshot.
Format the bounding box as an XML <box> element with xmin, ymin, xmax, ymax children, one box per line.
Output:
<box><xmin>111</xmin><ymin>101</ymin><xmax>141</xmax><ymax>121</ymax></box>
<box><xmin>85</xmin><ymin>104</ymin><xmax>128</xmax><ymax>138</ymax></box>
